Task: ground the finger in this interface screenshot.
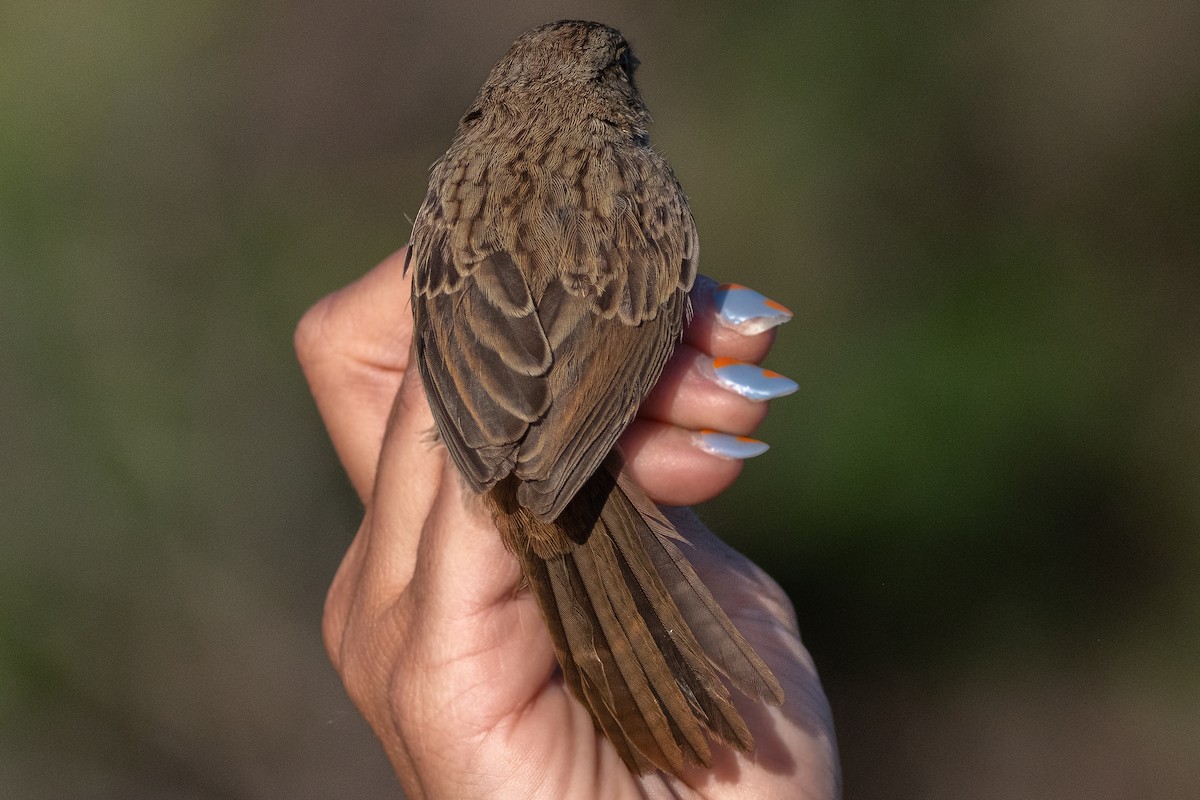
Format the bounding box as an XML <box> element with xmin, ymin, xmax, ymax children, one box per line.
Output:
<box><xmin>322</xmin><ymin>514</ymin><xmax>371</xmax><ymax>671</ymax></box>
<box><xmin>618</xmin><ymin>419</ymin><xmax>747</xmax><ymax>506</ymax></box>
<box><xmin>640</xmin><ymin>344</ymin><xmax>797</xmax><ymax>434</ymax></box>
<box><xmin>684</xmin><ymin>275</ymin><xmax>793</xmax><ymax>364</ymax></box>
<box><xmin>372</xmin><ymin>469</ymin><xmax>559</xmax><ymax>772</ymax></box>
<box><xmin>355</xmin><ymin>359</ymin><xmax>447</xmax><ymax>605</ymax></box>
<box><xmin>295</xmin><ymin>247</ymin><xmax>414</xmax><ymax>501</ymax></box>
<box><xmin>377</xmin><ymin>445</ymin><xmax>555</xmax><ymax>731</ymax></box>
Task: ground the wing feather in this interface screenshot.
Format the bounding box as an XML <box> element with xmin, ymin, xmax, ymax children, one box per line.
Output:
<box><xmin>411</xmin><ymin>142</ymin><xmax>698</xmax><ymax>516</ymax></box>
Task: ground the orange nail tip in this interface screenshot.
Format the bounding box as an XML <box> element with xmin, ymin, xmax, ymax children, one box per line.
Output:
<box><xmin>706</xmin><ymin>359</ymin><xmax>799</xmax><ymax>400</ymax></box>
<box><xmin>711</xmin><ymin>283</ymin><xmax>795</xmax><ymax>335</ymax></box>
<box><xmin>691</xmin><ymin>430</ymin><xmax>771</xmax><ymax>460</ymax></box>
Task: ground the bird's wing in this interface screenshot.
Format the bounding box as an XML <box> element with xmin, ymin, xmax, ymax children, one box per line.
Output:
<box><xmin>513</xmin><ymin>152</ymin><xmax>698</xmax><ymax>519</ymax></box>
<box><xmin>411</xmin><ymin>148</ymin><xmax>698</xmax><ymax>516</ymax></box>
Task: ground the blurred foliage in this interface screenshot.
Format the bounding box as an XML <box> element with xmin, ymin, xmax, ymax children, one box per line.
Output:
<box><xmin>2</xmin><ymin>1</ymin><xmax>1198</xmax><ymax>798</ymax></box>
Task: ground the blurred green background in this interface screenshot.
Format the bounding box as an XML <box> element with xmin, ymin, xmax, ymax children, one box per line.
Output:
<box><xmin>3</xmin><ymin>1</ymin><xmax>1197</xmax><ymax>797</ymax></box>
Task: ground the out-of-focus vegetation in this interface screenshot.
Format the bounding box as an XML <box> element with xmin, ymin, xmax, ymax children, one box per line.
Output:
<box><xmin>2</xmin><ymin>1</ymin><xmax>1197</xmax><ymax>797</ymax></box>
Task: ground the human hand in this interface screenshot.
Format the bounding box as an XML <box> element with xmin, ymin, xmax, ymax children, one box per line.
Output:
<box><xmin>295</xmin><ymin>247</ymin><xmax>841</xmax><ymax>799</ymax></box>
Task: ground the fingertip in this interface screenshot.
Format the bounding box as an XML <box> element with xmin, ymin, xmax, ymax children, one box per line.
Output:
<box><xmin>296</xmin><ymin>247</ymin><xmax>422</xmax><ymax>500</ymax></box>
<box><xmin>685</xmin><ymin>276</ymin><xmax>784</xmax><ymax>364</ymax></box>
<box><xmin>298</xmin><ymin>246</ymin><xmax>414</xmax><ymax>348</ymax></box>
<box><xmin>708</xmin><ymin>280</ymin><xmax>794</xmax><ymax>335</ymax></box>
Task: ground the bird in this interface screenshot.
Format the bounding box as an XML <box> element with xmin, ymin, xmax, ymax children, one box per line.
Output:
<box><xmin>406</xmin><ymin>19</ymin><xmax>784</xmax><ymax>776</ymax></box>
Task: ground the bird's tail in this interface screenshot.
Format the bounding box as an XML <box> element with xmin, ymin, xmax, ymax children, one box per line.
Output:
<box><xmin>489</xmin><ymin>459</ymin><xmax>784</xmax><ymax>775</ymax></box>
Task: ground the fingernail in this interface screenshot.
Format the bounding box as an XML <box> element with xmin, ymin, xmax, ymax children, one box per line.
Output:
<box><xmin>691</xmin><ymin>430</ymin><xmax>770</xmax><ymax>460</ymax></box>
<box><xmin>703</xmin><ymin>356</ymin><xmax>799</xmax><ymax>401</ymax></box>
<box><xmin>712</xmin><ymin>283</ymin><xmax>793</xmax><ymax>335</ymax></box>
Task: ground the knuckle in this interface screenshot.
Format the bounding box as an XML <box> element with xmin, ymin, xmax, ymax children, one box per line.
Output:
<box><xmin>293</xmin><ymin>293</ymin><xmax>339</xmax><ymax>368</ymax></box>
<box><xmin>320</xmin><ymin>583</ymin><xmax>347</xmax><ymax>671</ymax></box>
<box><xmin>336</xmin><ymin>645</ymin><xmax>378</xmax><ymax>706</ymax></box>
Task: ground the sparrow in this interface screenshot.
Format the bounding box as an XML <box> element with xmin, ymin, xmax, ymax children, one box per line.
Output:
<box><xmin>407</xmin><ymin>19</ymin><xmax>783</xmax><ymax>775</ymax></box>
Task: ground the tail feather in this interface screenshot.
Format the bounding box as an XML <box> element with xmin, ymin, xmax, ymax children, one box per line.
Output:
<box><xmin>616</xmin><ymin>471</ymin><xmax>785</xmax><ymax>705</ymax></box>
<box><xmin>570</xmin><ymin>538</ymin><xmax>698</xmax><ymax>772</ymax></box>
<box><xmin>495</xmin><ymin>462</ymin><xmax>784</xmax><ymax>775</ymax></box>
<box><xmin>550</xmin><ymin>554</ymin><xmax>679</xmax><ymax>770</ymax></box>
<box><xmin>573</xmin><ymin>519</ymin><xmax>713</xmax><ymax>768</ymax></box>
<box><xmin>601</xmin><ymin>481</ymin><xmax>757</xmax><ymax>754</ymax></box>
<box><xmin>522</xmin><ymin>553</ymin><xmax>649</xmax><ymax>770</ymax></box>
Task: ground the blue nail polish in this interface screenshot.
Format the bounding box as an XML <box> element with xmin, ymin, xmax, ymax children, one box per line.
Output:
<box><xmin>707</xmin><ymin>357</ymin><xmax>799</xmax><ymax>401</ymax></box>
<box><xmin>691</xmin><ymin>430</ymin><xmax>770</xmax><ymax>460</ymax></box>
<box><xmin>712</xmin><ymin>283</ymin><xmax>794</xmax><ymax>335</ymax></box>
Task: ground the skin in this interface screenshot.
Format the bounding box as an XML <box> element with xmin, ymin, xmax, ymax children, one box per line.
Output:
<box><xmin>295</xmin><ymin>248</ymin><xmax>842</xmax><ymax>799</ymax></box>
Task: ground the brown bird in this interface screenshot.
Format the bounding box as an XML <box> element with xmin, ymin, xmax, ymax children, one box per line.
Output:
<box><xmin>407</xmin><ymin>20</ymin><xmax>783</xmax><ymax>776</ymax></box>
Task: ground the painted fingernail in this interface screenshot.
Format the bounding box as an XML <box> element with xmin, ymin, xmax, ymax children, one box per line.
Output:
<box><xmin>703</xmin><ymin>356</ymin><xmax>799</xmax><ymax>401</ymax></box>
<box><xmin>712</xmin><ymin>283</ymin><xmax>793</xmax><ymax>335</ymax></box>
<box><xmin>691</xmin><ymin>430</ymin><xmax>770</xmax><ymax>460</ymax></box>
